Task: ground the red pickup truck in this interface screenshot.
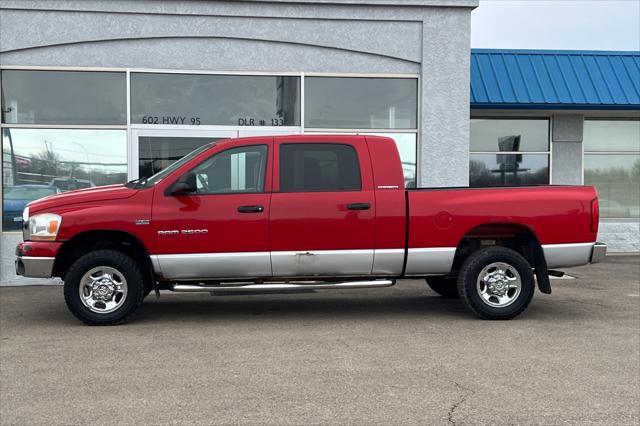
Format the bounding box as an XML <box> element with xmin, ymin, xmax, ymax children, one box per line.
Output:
<box><xmin>15</xmin><ymin>135</ymin><xmax>606</xmax><ymax>325</ymax></box>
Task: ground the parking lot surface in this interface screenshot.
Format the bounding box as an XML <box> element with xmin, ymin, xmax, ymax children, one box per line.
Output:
<box><xmin>1</xmin><ymin>255</ymin><xmax>638</xmax><ymax>425</ymax></box>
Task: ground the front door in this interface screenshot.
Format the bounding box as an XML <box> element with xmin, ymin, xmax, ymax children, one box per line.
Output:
<box><xmin>269</xmin><ymin>135</ymin><xmax>376</xmax><ymax>277</ymax></box>
<box><xmin>150</xmin><ymin>138</ymin><xmax>273</xmax><ymax>280</ymax></box>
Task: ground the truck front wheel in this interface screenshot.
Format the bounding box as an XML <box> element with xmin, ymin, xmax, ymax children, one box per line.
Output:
<box><xmin>63</xmin><ymin>250</ymin><xmax>146</xmax><ymax>325</ymax></box>
<box><xmin>457</xmin><ymin>246</ymin><xmax>535</xmax><ymax>320</ymax></box>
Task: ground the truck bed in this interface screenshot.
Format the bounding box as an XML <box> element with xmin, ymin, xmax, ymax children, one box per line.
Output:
<box><xmin>404</xmin><ymin>185</ymin><xmax>598</xmax><ymax>273</ymax></box>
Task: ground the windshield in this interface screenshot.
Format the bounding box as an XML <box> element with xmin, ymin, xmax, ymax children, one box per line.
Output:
<box><xmin>141</xmin><ymin>142</ymin><xmax>215</xmax><ymax>187</ymax></box>
<box><xmin>5</xmin><ymin>186</ymin><xmax>58</xmax><ymax>201</ymax></box>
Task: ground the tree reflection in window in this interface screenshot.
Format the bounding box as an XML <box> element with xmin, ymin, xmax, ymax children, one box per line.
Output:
<box><xmin>2</xmin><ymin>129</ymin><xmax>127</xmax><ymax>230</ymax></box>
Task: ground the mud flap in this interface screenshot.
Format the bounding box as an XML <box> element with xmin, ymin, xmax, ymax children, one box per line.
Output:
<box><xmin>534</xmin><ymin>245</ymin><xmax>552</xmax><ymax>294</ymax></box>
<box><xmin>148</xmin><ymin>267</ymin><xmax>160</xmax><ymax>299</ymax></box>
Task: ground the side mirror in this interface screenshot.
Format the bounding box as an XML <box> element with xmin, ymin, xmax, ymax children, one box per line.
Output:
<box><xmin>168</xmin><ymin>172</ymin><xmax>197</xmax><ymax>195</ymax></box>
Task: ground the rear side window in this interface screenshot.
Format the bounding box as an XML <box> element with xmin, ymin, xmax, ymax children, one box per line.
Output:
<box><xmin>280</xmin><ymin>143</ymin><xmax>361</xmax><ymax>192</ymax></box>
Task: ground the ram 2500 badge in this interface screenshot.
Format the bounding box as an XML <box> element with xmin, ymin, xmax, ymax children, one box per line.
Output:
<box><xmin>15</xmin><ymin>135</ymin><xmax>606</xmax><ymax>325</ymax></box>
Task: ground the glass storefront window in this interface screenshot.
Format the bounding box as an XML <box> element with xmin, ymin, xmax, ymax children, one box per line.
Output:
<box><xmin>306</xmin><ymin>132</ymin><xmax>417</xmax><ymax>188</ymax></box>
<box><xmin>470</xmin><ymin>118</ymin><xmax>550</xmax><ymax>187</ymax></box>
<box><xmin>2</xmin><ymin>128</ymin><xmax>127</xmax><ymax>231</ymax></box>
<box><xmin>584</xmin><ymin>120</ymin><xmax>640</xmax><ymax>218</ymax></box>
<box><xmin>131</xmin><ymin>73</ymin><xmax>300</xmax><ymax>126</ymax></box>
<box><xmin>584</xmin><ymin>120</ymin><xmax>640</xmax><ymax>152</ymax></box>
<box><xmin>1</xmin><ymin>70</ymin><xmax>126</xmax><ymax>125</ymax></box>
<box><xmin>305</xmin><ymin>77</ymin><xmax>418</xmax><ymax>129</ymax></box>
<box><xmin>469</xmin><ymin>153</ymin><xmax>550</xmax><ymax>187</ymax></box>
<box><xmin>584</xmin><ymin>155</ymin><xmax>640</xmax><ymax>218</ymax></box>
<box><xmin>470</xmin><ymin>119</ymin><xmax>549</xmax><ymax>152</ymax></box>
<box><xmin>372</xmin><ymin>133</ymin><xmax>417</xmax><ymax>188</ymax></box>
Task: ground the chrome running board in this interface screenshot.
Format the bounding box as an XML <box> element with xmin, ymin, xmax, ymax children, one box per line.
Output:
<box><xmin>170</xmin><ymin>279</ymin><xmax>395</xmax><ymax>293</ymax></box>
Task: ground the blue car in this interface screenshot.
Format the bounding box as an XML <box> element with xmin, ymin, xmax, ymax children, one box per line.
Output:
<box><xmin>3</xmin><ymin>185</ymin><xmax>60</xmax><ymax>231</ymax></box>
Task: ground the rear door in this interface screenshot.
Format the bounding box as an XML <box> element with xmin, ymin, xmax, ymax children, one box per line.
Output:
<box><xmin>270</xmin><ymin>135</ymin><xmax>375</xmax><ymax>277</ymax></box>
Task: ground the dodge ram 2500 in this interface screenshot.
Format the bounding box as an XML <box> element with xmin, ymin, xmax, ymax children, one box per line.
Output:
<box><xmin>15</xmin><ymin>135</ymin><xmax>606</xmax><ymax>325</ymax></box>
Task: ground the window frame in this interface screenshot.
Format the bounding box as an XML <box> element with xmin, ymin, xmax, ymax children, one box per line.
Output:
<box><xmin>582</xmin><ymin>118</ymin><xmax>640</xmax><ymax>220</ymax></box>
<box><xmin>469</xmin><ymin>116</ymin><xmax>552</xmax><ymax>187</ymax></box>
<box><xmin>278</xmin><ymin>142</ymin><xmax>362</xmax><ymax>193</ymax></box>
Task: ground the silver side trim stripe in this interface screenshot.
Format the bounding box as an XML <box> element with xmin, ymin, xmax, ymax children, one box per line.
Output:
<box><xmin>152</xmin><ymin>247</ymin><xmax>457</xmax><ymax>280</ymax></box>
<box><xmin>152</xmin><ymin>243</ymin><xmax>598</xmax><ymax>280</ymax></box>
<box><xmin>271</xmin><ymin>249</ymin><xmax>373</xmax><ymax>276</ymax></box>
<box><xmin>372</xmin><ymin>249</ymin><xmax>405</xmax><ymax>275</ymax></box>
<box><xmin>542</xmin><ymin>242</ymin><xmax>595</xmax><ymax>268</ymax></box>
<box><xmin>153</xmin><ymin>252</ymin><xmax>272</xmax><ymax>280</ymax></box>
<box><xmin>405</xmin><ymin>247</ymin><xmax>457</xmax><ymax>275</ymax></box>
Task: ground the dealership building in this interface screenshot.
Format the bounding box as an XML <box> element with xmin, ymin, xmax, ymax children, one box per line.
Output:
<box><xmin>1</xmin><ymin>0</ymin><xmax>638</xmax><ymax>284</ymax></box>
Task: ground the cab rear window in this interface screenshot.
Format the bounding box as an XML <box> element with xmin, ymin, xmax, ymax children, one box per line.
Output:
<box><xmin>280</xmin><ymin>143</ymin><xmax>361</xmax><ymax>192</ymax></box>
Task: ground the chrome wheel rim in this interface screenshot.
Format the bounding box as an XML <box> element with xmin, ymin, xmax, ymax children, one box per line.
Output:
<box><xmin>476</xmin><ymin>262</ymin><xmax>521</xmax><ymax>308</ymax></box>
<box><xmin>79</xmin><ymin>266</ymin><xmax>128</xmax><ymax>314</ymax></box>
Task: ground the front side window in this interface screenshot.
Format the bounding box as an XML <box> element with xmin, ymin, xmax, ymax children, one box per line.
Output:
<box><xmin>469</xmin><ymin>118</ymin><xmax>550</xmax><ymax>187</ymax></box>
<box><xmin>280</xmin><ymin>143</ymin><xmax>361</xmax><ymax>192</ymax></box>
<box><xmin>2</xmin><ymin>128</ymin><xmax>127</xmax><ymax>231</ymax></box>
<box><xmin>584</xmin><ymin>120</ymin><xmax>640</xmax><ymax>218</ymax></box>
<box><xmin>189</xmin><ymin>145</ymin><xmax>268</xmax><ymax>194</ymax></box>
<box><xmin>1</xmin><ymin>70</ymin><xmax>126</xmax><ymax>125</ymax></box>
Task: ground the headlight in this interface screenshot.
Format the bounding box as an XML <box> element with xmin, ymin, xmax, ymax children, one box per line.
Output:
<box><xmin>28</xmin><ymin>213</ymin><xmax>62</xmax><ymax>241</ymax></box>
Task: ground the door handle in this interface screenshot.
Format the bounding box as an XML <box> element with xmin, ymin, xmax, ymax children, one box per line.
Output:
<box><xmin>237</xmin><ymin>205</ymin><xmax>264</xmax><ymax>213</ymax></box>
<box><xmin>347</xmin><ymin>202</ymin><xmax>371</xmax><ymax>211</ymax></box>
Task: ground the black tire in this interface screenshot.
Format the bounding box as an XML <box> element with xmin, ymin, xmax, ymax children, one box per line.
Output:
<box><xmin>64</xmin><ymin>250</ymin><xmax>145</xmax><ymax>325</ymax></box>
<box><xmin>425</xmin><ymin>276</ymin><xmax>459</xmax><ymax>298</ymax></box>
<box><xmin>458</xmin><ymin>246</ymin><xmax>535</xmax><ymax>320</ymax></box>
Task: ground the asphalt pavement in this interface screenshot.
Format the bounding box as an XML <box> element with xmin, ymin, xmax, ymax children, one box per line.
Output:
<box><xmin>1</xmin><ymin>255</ymin><xmax>638</xmax><ymax>425</ymax></box>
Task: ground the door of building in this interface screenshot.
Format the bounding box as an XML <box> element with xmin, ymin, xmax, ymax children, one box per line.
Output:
<box><xmin>129</xmin><ymin>129</ymin><xmax>236</xmax><ymax>180</ymax></box>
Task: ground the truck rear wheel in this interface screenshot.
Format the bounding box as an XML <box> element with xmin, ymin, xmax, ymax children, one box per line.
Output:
<box><xmin>425</xmin><ymin>277</ymin><xmax>459</xmax><ymax>298</ymax></box>
<box><xmin>63</xmin><ymin>250</ymin><xmax>145</xmax><ymax>325</ymax></box>
<box><xmin>457</xmin><ymin>246</ymin><xmax>534</xmax><ymax>320</ymax></box>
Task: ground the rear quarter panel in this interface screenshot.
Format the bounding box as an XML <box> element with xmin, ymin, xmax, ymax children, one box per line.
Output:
<box><xmin>408</xmin><ymin>185</ymin><xmax>598</xmax><ymax>248</ymax></box>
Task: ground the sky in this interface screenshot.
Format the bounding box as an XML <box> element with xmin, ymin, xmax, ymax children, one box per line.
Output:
<box><xmin>471</xmin><ymin>0</ymin><xmax>640</xmax><ymax>51</ymax></box>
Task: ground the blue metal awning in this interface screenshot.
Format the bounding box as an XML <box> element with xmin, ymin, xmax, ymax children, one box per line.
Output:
<box><xmin>470</xmin><ymin>49</ymin><xmax>640</xmax><ymax>110</ymax></box>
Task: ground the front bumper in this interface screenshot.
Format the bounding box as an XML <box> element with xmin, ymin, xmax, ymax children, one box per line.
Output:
<box><xmin>15</xmin><ymin>256</ymin><xmax>55</xmax><ymax>278</ymax></box>
<box><xmin>590</xmin><ymin>242</ymin><xmax>607</xmax><ymax>264</ymax></box>
<box><xmin>15</xmin><ymin>241</ymin><xmax>61</xmax><ymax>278</ymax></box>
